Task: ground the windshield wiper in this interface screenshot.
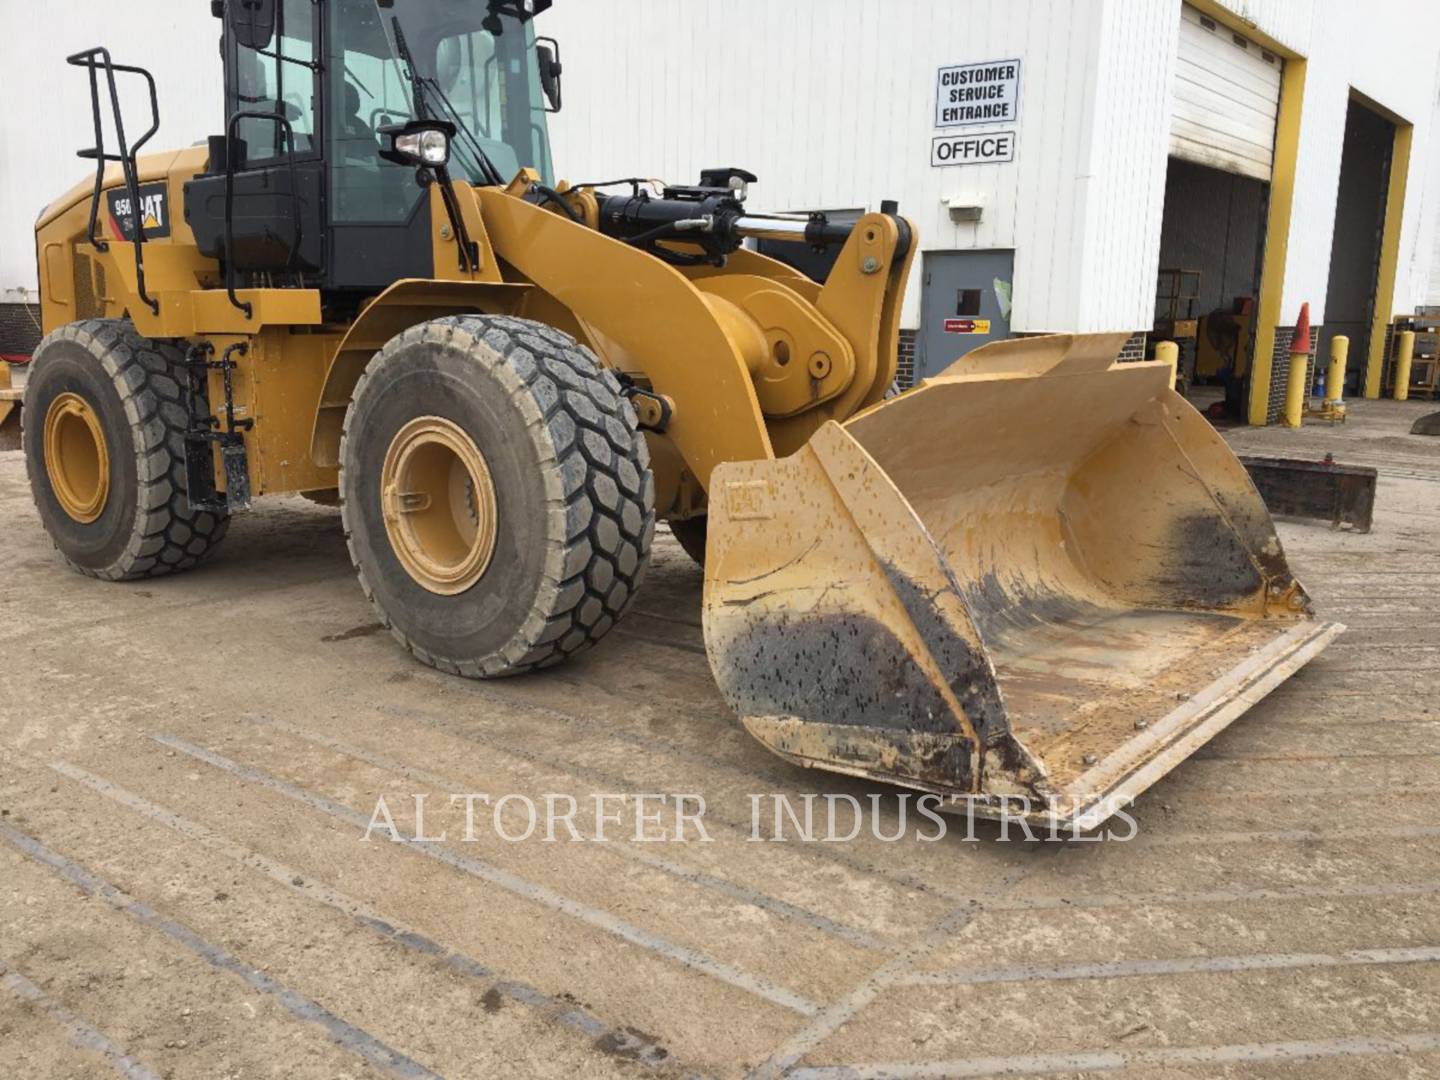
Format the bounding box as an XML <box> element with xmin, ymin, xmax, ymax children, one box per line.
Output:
<box><xmin>417</xmin><ymin>75</ymin><xmax>505</xmax><ymax>187</ymax></box>
<box><xmin>389</xmin><ymin>17</ymin><xmax>502</xmax><ymax>186</ymax></box>
<box><xmin>388</xmin><ymin>17</ymin><xmax>426</xmax><ymax>116</ymax></box>
<box><xmin>389</xmin><ymin>15</ymin><xmax>484</xmax><ymax>271</ymax></box>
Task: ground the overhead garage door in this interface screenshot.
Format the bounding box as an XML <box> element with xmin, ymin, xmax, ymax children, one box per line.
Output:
<box><xmin>1171</xmin><ymin>4</ymin><xmax>1282</xmax><ymax>181</ymax></box>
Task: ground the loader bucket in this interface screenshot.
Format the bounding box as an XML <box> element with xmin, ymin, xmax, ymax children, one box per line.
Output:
<box><xmin>703</xmin><ymin>333</ymin><xmax>1342</xmax><ymax>830</ymax></box>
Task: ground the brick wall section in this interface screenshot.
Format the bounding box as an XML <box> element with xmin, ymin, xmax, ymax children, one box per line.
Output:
<box><xmin>1118</xmin><ymin>332</ymin><xmax>1147</xmax><ymax>361</ymax></box>
<box><xmin>0</xmin><ymin>303</ymin><xmax>43</xmax><ymax>356</ymax></box>
<box><xmin>1264</xmin><ymin>324</ymin><xmax>1321</xmax><ymax>423</ymax></box>
<box><xmin>896</xmin><ymin>329</ymin><xmax>918</xmax><ymax>389</ymax></box>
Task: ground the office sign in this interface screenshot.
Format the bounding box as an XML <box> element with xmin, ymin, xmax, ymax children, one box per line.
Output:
<box><xmin>935</xmin><ymin>59</ymin><xmax>1021</xmax><ymax>128</ymax></box>
<box><xmin>931</xmin><ymin>130</ymin><xmax>1015</xmax><ymax>168</ymax></box>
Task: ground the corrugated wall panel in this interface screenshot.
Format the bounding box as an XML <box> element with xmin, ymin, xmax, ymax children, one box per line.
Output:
<box><xmin>1210</xmin><ymin>0</ymin><xmax>1312</xmax><ymax>54</ymax></box>
<box><xmin>1426</xmin><ymin>74</ymin><xmax>1440</xmax><ymax>309</ymax></box>
<box><xmin>1430</xmin><ymin>220</ymin><xmax>1440</xmax><ymax>305</ymax></box>
<box><xmin>0</xmin><ymin>4</ymin><xmax>222</xmax><ymax>298</ymax></box>
<box><xmin>1265</xmin><ymin>0</ymin><xmax>1440</xmax><ymax>324</ymax></box>
<box><xmin>543</xmin><ymin>0</ymin><xmax>1114</xmax><ymax>332</ymax></box>
<box><xmin>1074</xmin><ymin>0</ymin><xmax>1179</xmax><ymax>331</ymax></box>
<box><xmin>542</xmin><ymin>0</ymin><xmax>1440</xmax><ymax>334</ymax></box>
<box><xmin>2</xmin><ymin>0</ymin><xmax>1436</xmax><ymax>340</ymax></box>
<box><xmin>1400</xmin><ymin>63</ymin><xmax>1440</xmax><ymax>311</ymax></box>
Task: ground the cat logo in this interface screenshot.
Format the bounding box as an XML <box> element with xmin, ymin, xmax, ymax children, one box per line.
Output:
<box><xmin>106</xmin><ymin>182</ymin><xmax>171</xmax><ymax>241</ymax></box>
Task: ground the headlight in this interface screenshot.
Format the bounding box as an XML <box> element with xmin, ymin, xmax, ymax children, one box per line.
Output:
<box><xmin>395</xmin><ymin>128</ymin><xmax>449</xmax><ymax>166</ymax></box>
<box><xmin>379</xmin><ymin>120</ymin><xmax>456</xmax><ymax>169</ymax></box>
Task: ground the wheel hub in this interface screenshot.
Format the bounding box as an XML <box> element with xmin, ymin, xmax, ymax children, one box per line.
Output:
<box><xmin>43</xmin><ymin>392</ymin><xmax>110</xmax><ymax>524</ymax></box>
<box><xmin>380</xmin><ymin>416</ymin><xmax>498</xmax><ymax>595</ymax></box>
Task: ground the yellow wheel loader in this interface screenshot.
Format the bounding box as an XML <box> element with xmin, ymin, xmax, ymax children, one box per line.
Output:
<box><xmin>21</xmin><ymin>0</ymin><xmax>1339</xmax><ymax>829</ymax></box>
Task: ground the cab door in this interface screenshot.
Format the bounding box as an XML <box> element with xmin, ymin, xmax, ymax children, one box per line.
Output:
<box><xmin>323</xmin><ymin>0</ymin><xmax>435</xmax><ymax>292</ymax></box>
<box><xmin>185</xmin><ymin>0</ymin><xmax>325</xmax><ymax>278</ymax></box>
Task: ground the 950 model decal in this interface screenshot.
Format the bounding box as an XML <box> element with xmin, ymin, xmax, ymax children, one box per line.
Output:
<box><xmin>107</xmin><ymin>181</ymin><xmax>170</xmax><ymax>241</ymax></box>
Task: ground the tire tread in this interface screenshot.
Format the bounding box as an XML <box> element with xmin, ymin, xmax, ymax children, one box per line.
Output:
<box><xmin>339</xmin><ymin>314</ymin><xmax>654</xmax><ymax>677</ymax></box>
<box><xmin>24</xmin><ymin>318</ymin><xmax>229</xmax><ymax>580</ymax></box>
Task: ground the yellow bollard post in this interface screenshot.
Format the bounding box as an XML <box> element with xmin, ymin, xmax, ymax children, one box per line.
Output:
<box><xmin>1316</xmin><ymin>334</ymin><xmax>1349</xmax><ymax>423</ymax></box>
<box><xmin>1154</xmin><ymin>340</ymin><xmax>1179</xmax><ymax>391</ymax></box>
<box><xmin>1325</xmin><ymin>335</ymin><xmax>1349</xmax><ymax>404</ymax></box>
<box><xmin>1282</xmin><ymin>303</ymin><xmax>1312</xmax><ymax>429</ymax></box>
<box><xmin>1393</xmin><ymin>330</ymin><xmax>1415</xmax><ymax>402</ymax></box>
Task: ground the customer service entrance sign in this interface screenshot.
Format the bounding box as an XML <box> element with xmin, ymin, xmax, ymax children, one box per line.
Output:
<box><xmin>935</xmin><ymin>59</ymin><xmax>1021</xmax><ymax>127</ymax></box>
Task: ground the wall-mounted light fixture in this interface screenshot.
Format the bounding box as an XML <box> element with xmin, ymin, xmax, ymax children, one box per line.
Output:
<box><xmin>945</xmin><ymin>195</ymin><xmax>983</xmax><ymax>223</ymax></box>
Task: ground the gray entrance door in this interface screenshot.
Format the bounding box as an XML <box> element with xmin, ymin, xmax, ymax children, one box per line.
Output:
<box><xmin>917</xmin><ymin>249</ymin><xmax>1015</xmax><ymax>379</ymax></box>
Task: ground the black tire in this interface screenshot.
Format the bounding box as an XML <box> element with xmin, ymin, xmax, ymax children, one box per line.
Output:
<box><xmin>669</xmin><ymin>517</ymin><xmax>708</xmax><ymax>567</ymax></box>
<box><xmin>339</xmin><ymin>314</ymin><xmax>655</xmax><ymax>677</ymax></box>
<box><xmin>22</xmin><ymin>319</ymin><xmax>229</xmax><ymax>580</ymax></box>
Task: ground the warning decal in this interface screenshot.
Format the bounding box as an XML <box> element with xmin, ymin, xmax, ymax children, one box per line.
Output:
<box><xmin>943</xmin><ymin>318</ymin><xmax>991</xmax><ymax>335</ymax></box>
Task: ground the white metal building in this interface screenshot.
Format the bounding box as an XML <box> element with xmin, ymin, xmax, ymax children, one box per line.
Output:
<box><xmin>537</xmin><ymin>0</ymin><xmax>1440</xmax><ymax>419</ymax></box>
<box><xmin>2</xmin><ymin>0</ymin><xmax>1440</xmax><ymax>423</ymax></box>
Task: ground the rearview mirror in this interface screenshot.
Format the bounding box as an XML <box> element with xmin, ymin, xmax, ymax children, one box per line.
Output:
<box><xmin>228</xmin><ymin>0</ymin><xmax>277</xmax><ymax>50</ymax></box>
<box><xmin>537</xmin><ymin>38</ymin><xmax>562</xmax><ymax>112</ymax></box>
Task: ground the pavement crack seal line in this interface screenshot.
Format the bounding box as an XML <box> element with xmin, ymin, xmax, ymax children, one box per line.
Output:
<box><xmin>150</xmin><ymin>733</ymin><xmax>822</xmax><ymax>1018</ymax></box>
<box><xmin>48</xmin><ymin>760</ymin><xmax>674</xmax><ymax>1069</ymax></box>
<box><xmin>1132</xmin><ymin>822</ymin><xmax>1440</xmax><ymax>848</ymax></box>
<box><xmin>1194</xmin><ymin>748</ymin><xmax>1440</xmax><ymax>762</ymax></box>
<box><xmin>982</xmin><ymin>878</ymin><xmax>1440</xmax><ymax>913</ymax></box>
<box><xmin>745</xmin><ymin>847</ymin><xmax>1064</xmax><ymax>1079</ymax></box>
<box><xmin>245</xmin><ymin>712</ymin><xmax>896</xmax><ymax>954</ymax></box>
<box><xmin>1</xmin><ymin>964</ymin><xmax>164</xmax><ymax>1080</ymax></box>
<box><xmin>898</xmin><ymin>943</ymin><xmax>1440</xmax><ymax>987</ymax></box>
<box><xmin>783</xmin><ymin>1031</ymin><xmax>1440</xmax><ymax>1079</ymax></box>
<box><xmin>0</xmin><ymin>823</ymin><xmax>443</xmax><ymax>1080</ymax></box>
<box><xmin>1152</xmin><ymin>779</ymin><xmax>1440</xmax><ymax>800</ymax></box>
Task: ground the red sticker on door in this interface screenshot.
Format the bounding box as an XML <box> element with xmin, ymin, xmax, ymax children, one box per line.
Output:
<box><xmin>943</xmin><ymin>318</ymin><xmax>991</xmax><ymax>334</ymax></box>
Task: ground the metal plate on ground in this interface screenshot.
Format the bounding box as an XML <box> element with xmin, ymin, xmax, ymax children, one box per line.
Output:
<box><xmin>1241</xmin><ymin>455</ymin><xmax>1377</xmax><ymax>533</ymax></box>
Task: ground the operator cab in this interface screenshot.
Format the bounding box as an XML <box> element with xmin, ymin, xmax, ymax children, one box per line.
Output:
<box><xmin>184</xmin><ymin>0</ymin><xmax>559</xmax><ymax>308</ymax></box>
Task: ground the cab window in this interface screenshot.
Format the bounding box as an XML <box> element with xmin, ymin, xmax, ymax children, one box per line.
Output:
<box><xmin>436</xmin><ymin>24</ymin><xmax>552</xmax><ymax>185</ymax></box>
<box><xmin>327</xmin><ymin>0</ymin><xmax>419</xmax><ymax>222</ymax></box>
<box><xmin>231</xmin><ymin>0</ymin><xmax>318</xmax><ymax>162</ymax></box>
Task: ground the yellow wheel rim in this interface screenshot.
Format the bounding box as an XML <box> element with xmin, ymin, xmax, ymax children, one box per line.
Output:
<box><xmin>43</xmin><ymin>392</ymin><xmax>110</xmax><ymax>524</ymax></box>
<box><xmin>380</xmin><ymin>416</ymin><xmax>498</xmax><ymax>595</ymax></box>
